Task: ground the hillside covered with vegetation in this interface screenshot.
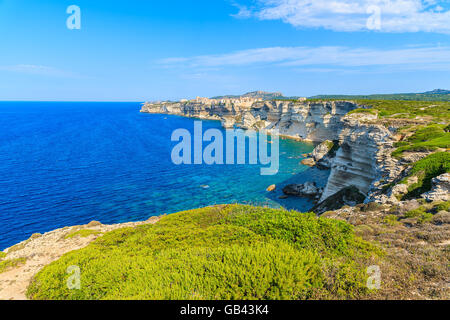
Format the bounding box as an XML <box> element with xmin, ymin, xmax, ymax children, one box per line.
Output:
<box><xmin>27</xmin><ymin>205</ymin><xmax>381</xmax><ymax>300</ymax></box>
<box><xmin>310</xmin><ymin>90</ymin><xmax>450</xmax><ymax>102</ymax></box>
<box><xmin>6</xmin><ymin>97</ymin><xmax>450</xmax><ymax>301</ymax></box>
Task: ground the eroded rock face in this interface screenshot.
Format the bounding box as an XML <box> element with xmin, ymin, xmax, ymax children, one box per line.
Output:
<box><xmin>320</xmin><ymin>114</ymin><xmax>400</xmax><ymax>203</ymax></box>
<box><xmin>142</xmin><ymin>98</ymin><xmax>404</xmax><ymax>206</ymax></box>
<box><xmin>141</xmin><ymin>100</ymin><xmax>358</xmax><ymax>142</ymax></box>
<box><xmin>422</xmin><ymin>173</ymin><xmax>450</xmax><ymax>202</ymax></box>
<box><xmin>312</xmin><ymin>140</ymin><xmax>333</xmax><ymax>161</ymax></box>
<box><xmin>311</xmin><ymin>140</ymin><xmax>335</xmax><ymax>169</ymax></box>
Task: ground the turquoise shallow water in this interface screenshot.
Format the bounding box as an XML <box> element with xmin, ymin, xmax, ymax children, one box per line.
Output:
<box><xmin>0</xmin><ymin>102</ymin><xmax>329</xmax><ymax>249</ymax></box>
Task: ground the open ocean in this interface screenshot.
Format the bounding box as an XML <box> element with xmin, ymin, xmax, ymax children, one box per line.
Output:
<box><xmin>0</xmin><ymin>102</ymin><xmax>330</xmax><ymax>250</ymax></box>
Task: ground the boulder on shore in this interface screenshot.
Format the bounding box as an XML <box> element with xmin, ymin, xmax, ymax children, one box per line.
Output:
<box><xmin>312</xmin><ymin>186</ymin><xmax>365</xmax><ymax>214</ymax></box>
<box><xmin>421</xmin><ymin>173</ymin><xmax>450</xmax><ymax>202</ymax></box>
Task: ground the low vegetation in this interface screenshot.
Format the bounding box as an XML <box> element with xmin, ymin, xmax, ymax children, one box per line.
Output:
<box><xmin>27</xmin><ymin>205</ymin><xmax>381</xmax><ymax>300</ymax></box>
<box><xmin>0</xmin><ymin>257</ymin><xmax>27</xmax><ymax>274</ymax></box>
<box><xmin>310</xmin><ymin>92</ymin><xmax>450</xmax><ymax>102</ymax></box>
<box><xmin>403</xmin><ymin>201</ymin><xmax>450</xmax><ymax>224</ymax></box>
<box><xmin>392</xmin><ymin>124</ymin><xmax>450</xmax><ymax>157</ymax></box>
<box><xmin>347</xmin><ymin>108</ymin><xmax>377</xmax><ymax>115</ymax></box>
<box><xmin>357</xmin><ymin>100</ymin><xmax>450</xmax><ymax>121</ymax></box>
<box><xmin>435</xmin><ymin>201</ymin><xmax>450</xmax><ymax>212</ymax></box>
<box><xmin>382</xmin><ymin>214</ymin><xmax>400</xmax><ymax>226</ymax></box>
<box><xmin>64</xmin><ymin>229</ymin><xmax>100</xmax><ymax>239</ymax></box>
<box><xmin>400</xmin><ymin>152</ymin><xmax>450</xmax><ymax>199</ymax></box>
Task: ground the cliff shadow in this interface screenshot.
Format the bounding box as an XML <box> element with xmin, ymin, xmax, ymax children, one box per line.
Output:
<box><xmin>266</xmin><ymin>166</ymin><xmax>331</xmax><ymax>213</ymax></box>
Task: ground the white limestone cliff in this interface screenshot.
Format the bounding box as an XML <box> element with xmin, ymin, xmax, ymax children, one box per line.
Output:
<box><xmin>141</xmin><ymin>99</ymin><xmax>357</xmax><ymax>142</ymax></box>
<box><xmin>141</xmin><ymin>98</ymin><xmax>404</xmax><ymax>205</ymax></box>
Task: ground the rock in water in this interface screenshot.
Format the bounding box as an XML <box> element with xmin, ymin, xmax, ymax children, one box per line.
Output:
<box><xmin>301</xmin><ymin>158</ymin><xmax>316</xmax><ymax>166</ymax></box>
<box><xmin>282</xmin><ymin>182</ymin><xmax>320</xmax><ymax>198</ymax></box>
<box><xmin>421</xmin><ymin>173</ymin><xmax>450</xmax><ymax>202</ymax></box>
<box><xmin>266</xmin><ymin>184</ymin><xmax>276</xmax><ymax>192</ymax></box>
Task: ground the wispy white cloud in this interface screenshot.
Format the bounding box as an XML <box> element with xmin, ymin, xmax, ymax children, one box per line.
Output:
<box><xmin>157</xmin><ymin>45</ymin><xmax>450</xmax><ymax>72</ymax></box>
<box><xmin>234</xmin><ymin>0</ymin><xmax>450</xmax><ymax>33</ymax></box>
<box><xmin>230</xmin><ymin>1</ymin><xmax>253</xmax><ymax>18</ymax></box>
<box><xmin>0</xmin><ymin>64</ymin><xmax>78</xmax><ymax>77</ymax></box>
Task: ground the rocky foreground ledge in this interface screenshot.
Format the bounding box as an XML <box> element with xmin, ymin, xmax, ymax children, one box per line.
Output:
<box><xmin>0</xmin><ymin>217</ymin><xmax>160</xmax><ymax>300</ymax></box>
<box><xmin>1</xmin><ymin>202</ymin><xmax>448</xmax><ymax>300</ymax></box>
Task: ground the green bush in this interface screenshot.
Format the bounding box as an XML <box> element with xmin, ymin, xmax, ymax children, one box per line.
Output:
<box><xmin>418</xmin><ymin>212</ymin><xmax>434</xmax><ymax>224</ymax></box>
<box><xmin>404</xmin><ymin>207</ymin><xmax>434</xmax><ymax>224</ymax></box>
<box><xmin>27</xmin><ymin>205</ymin><xmax>380</xmax><ymax>300</ymax></box>
<box><xmin>383</xmin><ymin>215</ymin><xmax>399</xmax><ymax>226</ymax></box>
<box><xmin>405</xmin><ymin>207</ymin><xmax>426</xmax><ymax>218</ymax></box>
<box><xmin>434</xmin><ymin>201</ymin><xmax>450</xmax><ymax>212</ymax></box>
<box><xmin>0</xmin><ymin>251</ymin><xmax>6</xmax><ymax>259</ymax></box>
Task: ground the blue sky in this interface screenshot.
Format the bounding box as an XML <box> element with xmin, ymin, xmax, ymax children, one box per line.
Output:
<box><xmin>0</xmin><ymin>0</ymin><xmax>449</xmax><ymax>101</ymax></box>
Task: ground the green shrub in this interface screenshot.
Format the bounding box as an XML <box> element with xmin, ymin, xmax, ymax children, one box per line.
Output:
<box><xmin>0</xmin><ymin>251</ymin><xmax>6</xmax><ymax>259</ymax></box>
<box><xmin>383</xmin><ymin>215</ymin><xmax>399</xmax><ymax>226</ymax></box>
<box><xmin>434</xmin><ymin>201</ymin><xmax>450</xmax><ymax>212</ymax></box>
<box><xmin>418</xmin><ymin>212</ymin><xmax>434</xmax><ymax>224</ymax></box>
<box><xmin>27</xmin><ymin>205</ymin><xmax>380</xmax><ymax>300</ymax></box>
<box><xmin>404</xmin><ymin>206</ymin><xmax>434</xmax><ymax>223</ymax></box>
<box><xmin>405</xmin><ymin>207</ymin><xmax>426</xmax><ymax>218</ymax></box>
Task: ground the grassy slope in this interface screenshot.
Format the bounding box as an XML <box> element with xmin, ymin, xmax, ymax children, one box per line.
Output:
<box><xmin>392</xmin><ymin>124</ymin><xmax>449</xmax><ymax>157</ymax></box>
<box><xmin>400</xmin><ymin>152</ymin><xmax>450</xmax><ymax>199</ymax></box>
<box><xmin>27</xmin><ymin>205</ymin><xmax>380</xmax><ymax>300</ymax></box>
<box><xmin>310</xmin><ymin>93</ymin><xmax>450</xmax><ymax>102</ymax></box>
<box><xmin>305</xmin><ymin>99</ymin><xmax>450</xmax><ymax>121</ymax></box>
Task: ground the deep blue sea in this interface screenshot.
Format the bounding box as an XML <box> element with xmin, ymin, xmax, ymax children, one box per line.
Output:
<box><xmin>0</xmin><ymin>102</ymin><xmax>329</xmax><ymax>250</ymax></box>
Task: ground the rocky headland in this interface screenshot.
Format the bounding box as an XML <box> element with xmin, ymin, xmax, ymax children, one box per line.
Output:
<box><xmin>0</xmin><ymin>93</ymin><xmax>448</xmax><ymax>300</ymax></box>
<box><xmin>141</xmin><ymin>94</ymin><xmax>447</xmax><ymax>212</ymax></box>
